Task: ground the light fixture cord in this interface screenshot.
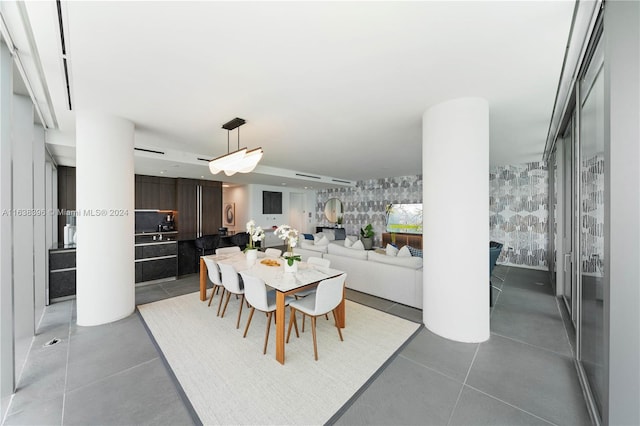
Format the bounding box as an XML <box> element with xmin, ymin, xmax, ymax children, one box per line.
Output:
<box><xmin>237</xmin><ymin>127</ymin><xmax>240</xmax><ymax>151</ymax></box>
<box><xmin>227</xmin><ymin>130</ymin><xmax>230</xmax><ymax>154</ymax></box>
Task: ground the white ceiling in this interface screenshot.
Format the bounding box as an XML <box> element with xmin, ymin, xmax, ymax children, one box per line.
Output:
<box><xmin>9</xmin><ymin>1</ymin><xmax>574</xmax><ymax>188</ymax></box>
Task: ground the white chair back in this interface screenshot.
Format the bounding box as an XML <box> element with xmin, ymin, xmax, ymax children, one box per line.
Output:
<box><xmin>218</xmin><ymin>262</ymin><xmax>243</xmax><ymax>293</ymax></box>
<box><xmin>216</xmin><ymin>246</ymin><xmax>241</xmax><ymax>255</ymax></box>
<box><xmin>314</xmin><ymin>274</ymin><xmax>346</xmax><ymax>315</ymax></box>
<box><xmin>203</xmin><ymin>257</ymin><xmax>222</xmax><ymax>286</ymax></box>
<box><xmin>307</xmin><ymin>257</ymin><xmax>330</xmax><ymax>268</ymax></box>
<box><xmin>239</xmin><ymin>272</ymin><xmax>269</xmax><ymax>311</ymax></box>
<box><xmin>264</xmin><ymin>248</ymin><xmax>282</xmax><ymax>257</ymax></box>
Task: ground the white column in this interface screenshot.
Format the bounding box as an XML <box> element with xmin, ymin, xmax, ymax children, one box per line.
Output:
<box><xmin>12</xmin><ymin>95</ymin><xmax>34</xmax><ymax>376</ymax></box>
<box><xmin>0</xmin><ymin>40</ymin><xmax>15</xmax><ymax>409</ymax></box>
<box><xmin>76</xmin><ymin>111</ymin><xmax>135</xmax><ymax>326</ymax></box>
<box><xmin>422</xmin><ymin>97</ymin><xmax>490</xmax><ymax>343</ymax></box>
<box><xmin>33</xmin><ymin>125</ymin><xmax>46</xmax><ymax>320</ymax></box>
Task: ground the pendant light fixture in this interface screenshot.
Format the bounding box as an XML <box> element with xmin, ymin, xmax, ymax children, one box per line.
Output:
<box><xmin>209</xmin><ymin>117</ymin><xmax>263</xmax><ymax>176</ymax></box>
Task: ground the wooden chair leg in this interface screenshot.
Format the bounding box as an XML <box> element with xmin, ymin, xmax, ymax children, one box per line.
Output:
<box><xmin>263</xmin><ymin>311</ymin><xmax>272</xmax><ymax>354</ymax></box>
<box><xmin>217</xmin><ymin>289</ymin><xmax>226</xmax><ymax>316</ymax></box>
<box><xmin>243</xmin><ymin>307</ymin><xmax>255</xmax><ymax>338</ymax></box>
<box><xmin>302</xmin><ymin>313</ymin><xmax>306</xmax><ymax>333</ymax></box>
<box><xmin>207</xmin><ymin>284</ymin><xmax>217</xmax><ymax>307</ymax></box>
<box><xmin>236</xmin><ymin>294</ymin><xmax>245</xmax><ymax>329</ymax></box>
<box><xmin>286</xmin><ymin>307</ymin><xmax>299</xmax><ymax>343</ymax></box>
<box><xmin>332</xmin><ymin>309</ymin><xmax>343</xmax><ymax>341</ymax></box>
<box><xmin>311</xmin><ymin>316</ymin><xmax>318</xmax><ymax>361</ymax></box>
<box><xmin>221</xmin><ymin>291</ymin><xmax>231</xmax><ymax>318</ymax></box>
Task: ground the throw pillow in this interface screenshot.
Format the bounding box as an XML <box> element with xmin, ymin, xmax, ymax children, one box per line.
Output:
<box><xmin>397</xmin><ymin>245</ymin><xmax>412</xmax><ymax>257</ymax></box>
<box><xmin>303</xmin><ymin>233</ymin><xmax>314</xmax><ymax>240</ymax></box>
<box><xmin>315</xmin><ymin>235</ymin><xmax>330</xmax><ymax>246</ymax></box>
<box><xmin>344</xmin><ymin>237</ymin><xmax>353</xmax><ymax>248</ymax></box>
<box><xmin>407</xmin><ymin>245</ymin><xmax>423</xmax><ymax>258</ymax></box>
<box><xmin>351</xmin><ymin>239</ymin><xmax>365</xmax><ymax>250</ymax></box>
<box><xmin>313</xmin><ymin>232</ymin><xmax>325</xmax><ymax>243</ymax></box>
<box><xmin>386</xmin><ymin>244</ymin><xmax>399</xmax><ymax>257</ymax></box>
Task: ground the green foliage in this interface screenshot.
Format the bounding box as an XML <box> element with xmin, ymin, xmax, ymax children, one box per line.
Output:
<box><xmin>360</xmin><ymin>223</ymin><xmax>374</xmax><ymax>238</ymax></box>
<box><xmin>284</xmin><ymin>254</ymin><xmax>301</xmax><ymax>266</ymax></box>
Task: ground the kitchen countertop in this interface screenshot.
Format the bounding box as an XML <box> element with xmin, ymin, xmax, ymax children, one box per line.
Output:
<box><xmin>50</xmin><ymin>243</ymin><xmax>77</xmax><ymax>251</ymax></box>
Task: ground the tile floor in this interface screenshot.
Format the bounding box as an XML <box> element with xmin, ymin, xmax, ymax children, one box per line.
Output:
<box><xmin>2</xmin><ymin>265</ymin><xmax>591</xmax><ymax>426</ymax></box>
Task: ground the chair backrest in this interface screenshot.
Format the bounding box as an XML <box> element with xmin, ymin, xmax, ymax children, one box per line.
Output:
<box><xmin>230</xmin><ymin>232</ymin><xmax>250</xmax><ymax>250</ymax></box>
<box><xmin>314</xmin><ymin>274</ymin><xmax>347</xmax><ymax>315</ymax></box>
<box><xmin>307</xmin><ymin>256</ymin><xmax>330</xmax><ymax>268</ymax></box>
<box><xmin>195</xmin><ymin>235</ymin><xmax>220</xmax><ymax>256</ymax></box>
<box><xmin>216</xmin><ymin>246</ymin><xmax>241</xmax><ymax>255</ymax></box>
<box><xmin>489</xmin><ymin>247</ymin><xmax>502</xmax><ymax>276</ymax></box>
<box><xmin>218</xmin><ymin>262</ymin><xmax>243</xmax><ymax>293</ymax></box>
<box><xmin>264</xmin><ymin>248</ymin><xmax>282</xmax><ymax>257</ymax></box>
<box><xmin>203</xmin><ymin>257</ymin><xmax>222</xmax><ymax>286</ymax></box>
<box><xmin>239</xmin><ymin>272</ymin><xmax>269</xmax><ymax>311</ymax></box>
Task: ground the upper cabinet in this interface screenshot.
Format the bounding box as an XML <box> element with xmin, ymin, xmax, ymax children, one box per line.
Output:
<box><xmin>135</xmin><ymin>175</ymin><xmax>176</xmax><ymax>210</ymax></box>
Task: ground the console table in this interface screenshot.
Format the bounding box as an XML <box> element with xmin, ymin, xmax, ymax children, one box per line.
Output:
<box><xmin>382</xmin><ymin>232</ymin><xmax>422</xmax><ymax>249</ymax></box>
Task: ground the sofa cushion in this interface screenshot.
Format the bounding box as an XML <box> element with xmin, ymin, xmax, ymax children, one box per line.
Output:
<box><xmin>315</xmin><ymin>235</ymin><xmax>330</xmax><ymax>246</ymax></box>
<box><xmin>351</xmin><ymin>239</ymin><xmax>365</xmax><ymax>250</ymax></box>
<box><xmin>397</xmin><ymin>245</ymin><xmax>412</xmax><ymax>257</ymax></box>
<box><xmin>327</xmin><ymin>242</ymin><xmax>369</xmax><ymax>260</ymax></box>
<box><xmin>299</xmin><ymin>241</ymin><xmax>329</xmax><ymax>253</ymax></box>
<box><xmin>344</xmin><ymin>237</ymin><xmax>353</xmax><ymax>248</ymax></box>
<box><xmin>368</xmin><ymin>251</ymin><xmax>423</xmax><ymax>269</ymax></box>
<box><xmin>407</xmin><ymin>245</ymin><xmax>423</xmax><ymax>258</ymax></box>
<box><xmin>313</xmin><ymin>232</ymin><xmax>324</xmax><ymax>243</ymax></box>
<box><xmin>323</xmin><ymin>229</ymin><xmax>336</xmax><ymax>241</ymax></box>
<box><xmin>385</xmin><ymin>244</ymin><xmax>399</xmax><ymax>257</ymax></box>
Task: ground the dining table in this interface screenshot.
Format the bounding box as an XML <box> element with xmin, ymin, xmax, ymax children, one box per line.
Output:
<box><xmin>199</xmin><ymin>251</ymin><xmax>346</xmax><ymax>364</ymax></box>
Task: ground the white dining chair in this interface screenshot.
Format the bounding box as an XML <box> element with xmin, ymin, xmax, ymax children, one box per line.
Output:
<box><xmin>296</xmin><ymin>256</ymin><xmax>331</xmax><ymax>330</ymax></box>
<box><xmin>217</xmin><ymin>262</ymin><xmax>246</xmax><ymax>329</ymax></box>
<box><xmin>239</xmin><ymin>272</ymin><xmax>294</xmax><ymax>354</ymax></box>
<box><xmin>264</xmin><ymin>248</ymin><xmax>282</xmax><ymax>257</ymax></box>
<box><xmin>216</xmin><ymin>246</ymin><xmax>241</xmax><ymax>255</ymax></box>
<box><xmin>286</xmin><ymin>273</ymin><xmax>347</xmax><ymax>360</ymax></box>
<box><xmin>203</xmin><ymin>257</ymin><xmax>223</xmax><ymax>307</ymax></box>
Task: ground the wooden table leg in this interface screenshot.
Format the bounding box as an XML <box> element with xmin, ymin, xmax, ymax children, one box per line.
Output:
<box><xmin>275</xmin><ymin>291</ymin><xmax>286</xmax><ymax>365</ymax></box>
<box><xmin>199</xmin><ymin>257</ymin><xmax>207</xmax><ymax>301</ymax></box>
<box><xmin>335</xmin><ymin>286</ymin><xmax>346</xmax><ymax>328</ymax></box>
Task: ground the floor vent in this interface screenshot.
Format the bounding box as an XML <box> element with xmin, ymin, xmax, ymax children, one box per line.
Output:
<box><xmin>44</xmin><ymin>338</ymin><xmax>61</xmax><ymax>347</ymax></box>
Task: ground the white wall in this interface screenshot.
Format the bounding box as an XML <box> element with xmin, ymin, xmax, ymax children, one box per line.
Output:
<box><xmin>223</xmin><ymin>183</ymin><xmax>315</xmax><ymax>234</ymax></box>
<box><xmin>605</xmin><ymin>1</ymin><xmax>640</xmax><ymax>423</ymax></box>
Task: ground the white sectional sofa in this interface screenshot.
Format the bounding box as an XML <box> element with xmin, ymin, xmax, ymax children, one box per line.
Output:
<box><xmin>294</xmin><ymin>233</ymin><xmax>423</xmax><ymax>309</ymax></box>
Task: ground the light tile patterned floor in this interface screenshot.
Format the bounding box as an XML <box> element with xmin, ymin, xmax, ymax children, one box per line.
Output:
<box><xmin>3</xmin><ymin>266</ymin><xmax>591</xmax><ymax>426</ymax></box>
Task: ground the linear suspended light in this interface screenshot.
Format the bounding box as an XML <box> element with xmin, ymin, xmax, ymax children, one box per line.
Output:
<box><xmin>209</xmin><ymin>118</ymin><xmax>263</xmax><ymax>176</ymax></box>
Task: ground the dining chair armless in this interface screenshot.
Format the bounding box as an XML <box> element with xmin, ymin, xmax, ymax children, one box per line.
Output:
<box><xmin>203</xmin><ymin>257</ymin><xmax>223</xmax><ymax>307</ymax></box>
<box><xmin>239</xmin><ymin>272</ymin><xmax>294</xmax><ymax>354</ymax></box>
<box><xmin>216</xmin><ymin>246</ymin><xmax>241</xmax><ymax>255</ymax></box>
<box><xmin>286</xmin><ymin>273</ymin><xmax>347</xmax><ymax>360</ymax></box>
<box><xmin>264</xmin><ymin>248</ymin><xmax>282</xmax><ymax>257</ymax></box>
<box><xmin>217</xmin><ymin>262</ymin><xmax>246</xmax><ymax>328</ymax></box>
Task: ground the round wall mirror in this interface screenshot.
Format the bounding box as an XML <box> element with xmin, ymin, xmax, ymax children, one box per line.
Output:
<box><xmin>324</xmin><ymin>198</ymin><xmax>343</xmax><ymax>223</ymax></box>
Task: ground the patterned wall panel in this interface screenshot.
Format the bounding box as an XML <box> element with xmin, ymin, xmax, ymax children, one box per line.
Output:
<box><xmin>581</xmin><ymin>154</ymin><xmax>604</xmax><ymax>273</ymax></box>
<box><xmin>316</xmin><ymin>166</ymin><xmax>550</xmax><ymax>270</ymax></box>
<box><xmin>315</xmin><ymin>175</ymin><xmax>423</xmax><ymax>246</ymax></box>
<box><xmin>490</xmin><ymin>162</ymin><xmax>549</xmax><ymax>268</ymax></box>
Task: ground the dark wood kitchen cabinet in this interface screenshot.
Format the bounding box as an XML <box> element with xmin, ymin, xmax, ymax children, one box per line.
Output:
<box><xmin>135</xmin><ymin>175</ymin><xmax>176</xmax><ymax>210</ymax></box>
<box><xmin>175</xmin><ymin>179</ymin><xmax>222</xmax><ymax>237</ymax></box>
<box><xmin>57</xmin><ymin>166</ymin><xmax>76</xmax><ymax>241</ymax></box>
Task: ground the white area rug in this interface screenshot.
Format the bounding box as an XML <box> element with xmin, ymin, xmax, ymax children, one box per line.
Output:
<box><xmin>138</xmin><ymin>292</ymin><xmax>420</xmax><ymax>425</ymax></box>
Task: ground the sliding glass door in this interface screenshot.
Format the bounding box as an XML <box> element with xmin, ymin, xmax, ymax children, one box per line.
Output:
<box><xmin>578</xmin><ymin>36</ymin><xmax>605</xmax><ymax>416</ymax></box>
